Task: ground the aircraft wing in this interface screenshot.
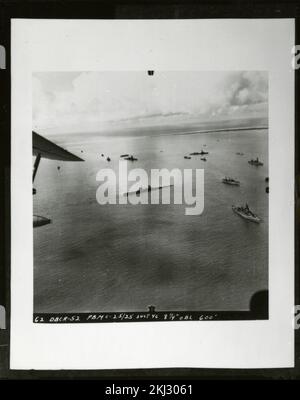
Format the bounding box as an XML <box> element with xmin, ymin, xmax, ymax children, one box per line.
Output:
<box><xmin>33</xmin><ymin>131</ymin><xmax>84</xmax><ymax>161</ymax></box>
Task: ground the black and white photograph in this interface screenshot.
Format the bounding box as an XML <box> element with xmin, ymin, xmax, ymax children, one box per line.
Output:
<box><xmin>32</xmin><ymin>71</ymin><xmax>269</xmax><ymax>320</ymax></box>
<box><xmin>10</xmin><ymin>18</ymin><xmax>294</xmax><ymax>371</ymax></box>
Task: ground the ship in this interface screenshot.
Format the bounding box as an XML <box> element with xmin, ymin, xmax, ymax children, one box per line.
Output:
<box><xmin>190</xmin><ymin>150</ymin><xmax>209</xmax><ymax>156</ymax></box>
<box><xmin>222</xmin><ymin>177</ymin><xmax>240</xmax><ymax>186</ymax></box>
<box><xmin>124</xmin><ymin>184</ymin><xmax>173</xmax><ymax>197</ymax></box>
<box><xmin>184</xmin><ymin>156</ymin><xmax>191</xmax><ymax>159</ymax></box>
<box><xmin>248</xmin><ymin>157</ymin><xmax>263</xmax><ymax>166</ymax></box>
<box><xmin>124</xmin><ymin>155</ymin><xmax>138</xmax><ymax>161</ymax></box>
<box><xmin>232</xmin><ymin>204</ymin><xmax>261</xmax><ymax>223</ymax></box>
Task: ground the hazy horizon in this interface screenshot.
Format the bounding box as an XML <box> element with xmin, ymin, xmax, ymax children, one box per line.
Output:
<box><xmin>36</xmin><ymin>117</ymin><xmax>268</xmax><ymax>140</ymax></box>
<box><xmin>33</xmin><ymin>71</ymin><xmax>268</xmax><ymax>137</ymax></box>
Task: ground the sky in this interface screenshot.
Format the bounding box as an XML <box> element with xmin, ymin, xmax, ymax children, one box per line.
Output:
<box><xmin>33</xmin><ymin>71</ymin><xmax>268</xmax><ymax>135</ymax></box>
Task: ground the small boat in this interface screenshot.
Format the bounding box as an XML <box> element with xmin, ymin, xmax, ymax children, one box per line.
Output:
<box><xmin>222</xmin><ymin>177</ymin><xmax>240</xmax><ymax>186</ymax></box>
<box><xmin>120</xmin><ymin>154</ymin><xmax>129</xmax><ymax>158</ymax></box>
<box><xmin>232</xmin><ymin>204</ymin><xmax>261</xmax><ymax>223</ymax></box>
<box><xmin>201</xmin><ymin>157</ymin><xmax>207</xmax><ymax>161</ymax></box>
<box><xmin>265</xmin><ymin>177</ymin><xmax>269</xmax><ymax>182</ymax></box>
<box><xmin>184</xmin><ymin>156</ymin><xmax>191</xmax><ymax>159</ymax></box>
<box><xmin>236</xmin><ymin>152</ymin><xmax>244</xmax><ymax>156</ymax></box>
<box><xmin>248</xmin><ymin>157</ymin><xmax>263</xmax><ymax>166</ymax></box>
<box><xmin>57</xmin><ymin>166</ymin><xmax>60</xmax><ymax>170</ymax></box>
<box><xmin>266</xmin><ymin>186</ymin><xmax>269</xmax><ymax>194</ymax></box>
<box><xmin>107</xmin><ymin>157</ymin><xmax>111</xmax><ymax>162</ymax></box>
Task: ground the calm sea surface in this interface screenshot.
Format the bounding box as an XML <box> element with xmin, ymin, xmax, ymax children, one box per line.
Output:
<box><xmin>34</xmin><ymin>123</ymin><xmax>268</xmax><ymax>312</ymax></box>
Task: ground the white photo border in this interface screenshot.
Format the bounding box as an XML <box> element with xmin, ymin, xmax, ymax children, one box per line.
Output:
<box><xmin>11</xmin><ymin>19</ymin><xmax>294</xmax><ymax>369</ymax></box>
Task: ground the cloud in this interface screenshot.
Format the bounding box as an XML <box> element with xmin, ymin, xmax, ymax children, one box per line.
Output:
<box><xmin>32</xmin><ymin>71</ymin><xmax>268</xmax><ymax>133</ymax></box>
<box><xmin>222</xmin><ymin>71</ymin><xmax>268</xmax><ymax>107</ymax></box>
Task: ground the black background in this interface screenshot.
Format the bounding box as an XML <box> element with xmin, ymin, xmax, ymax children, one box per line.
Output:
<box><xmin>0</xmin><ymin>0</ymin><xmax>299</xmax><ymax>380</ymax></box>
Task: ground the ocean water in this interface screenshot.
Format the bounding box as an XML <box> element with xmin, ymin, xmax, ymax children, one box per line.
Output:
<box><xmin>33</xmin><ymin>124</ymin><xmax>268</xmax><ymax>313</ymax></box>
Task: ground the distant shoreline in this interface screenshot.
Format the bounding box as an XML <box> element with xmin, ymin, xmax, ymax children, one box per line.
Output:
<box><xmin>48</xmin><ymin>125</ymin><xmax>268</xmax><ymax>143</ymax></box>
<box><xmin>173</xmin><ymin>126</ymin><xmax>268</xmax><ymax>137</ymax></box>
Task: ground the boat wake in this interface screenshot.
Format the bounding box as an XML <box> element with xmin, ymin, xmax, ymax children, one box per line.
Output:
<box><xmin>122</xmin><ymin>184</ymin><xmax>174</xmax><ymax>196</ymax></box>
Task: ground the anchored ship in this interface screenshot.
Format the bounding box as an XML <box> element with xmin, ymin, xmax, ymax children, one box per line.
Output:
<box><xmin>248</xmin><ymin>157</ymin><xmax>263</xmax><ymax>166</ymax></box>
<box><xmin>232</xmin><ymin>204</ymin><xmax>261</xmax><ymax>223</ymax></box>
<box><xmin>189</xmin><ymin>150</ymin><xmax>209</xmax><ymax>156</ymax></box>
<box><xmin>124</xmin><ymin>155</ymin><xmax>138</xmax><ymax>161</ymax></box>
<box><xmin>222</xmin><ymin>177</ymin><xmax>240</xmax><ymax>186</ymax></box>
